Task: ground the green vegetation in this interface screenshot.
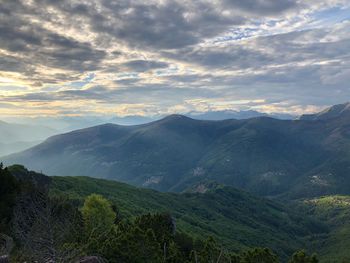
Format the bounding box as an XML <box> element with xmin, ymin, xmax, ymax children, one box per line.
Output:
<box><xmin>50</xmin><ymin>175</ymin><xmax>323</xmax><ymax>259</ymax></box>
<box><xmin>0</xmin><ymin>165</ymin><xmax>323</xmax><ymax>262</ymax></box>
<box><xmin>298</xmin><ymin>195</ymin><xmax>350</xmax><ymax>262</ymax></box>
<box><xmin>0</xmin><ymin>163</ymin><xmax>19</xmax><ymax>234</ymax></box>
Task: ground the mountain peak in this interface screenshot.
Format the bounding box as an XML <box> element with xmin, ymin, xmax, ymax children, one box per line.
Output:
<box><xmin>300</xmin><ymin>102</ymin><xmax>350</xmax><ymax>121</ymax></box>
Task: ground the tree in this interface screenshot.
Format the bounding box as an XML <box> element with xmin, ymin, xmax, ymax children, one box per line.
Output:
<box><xmin>13</xmin><ymin>188</ymin><xmax>81</xmax><ymax>262</ymax></box>
<box><xmin>240</xmin><ymin>248</ymin><xmax>279</xmax><ymax>263</ymax></box>
<box><xmin>134</xmin><ymin>212</ymin><xmax>176</xmax><ymax>260</ymax></box>
<box><xmin>81</xmin><ymin>194</ymin><xmax>116</xmax><ymax>253</ymax></box>
<box><xmin>188</xmin><ymin>236</ymin><xmax>234</xmax><ymax>263</ymax></box>
<box><xmin>289</xmin><ymin>250</ymin><xmax>318</xmax><ymax>263</ymax></box>
<box><xmin>101</xmin><ymin>224</ymin><xmax>162</xmax><ymax>263</ymax></box>
<box><xmin>0</xmin><ymin>164</ymin><xmax>19</xmax><ymax>233</ymax></box>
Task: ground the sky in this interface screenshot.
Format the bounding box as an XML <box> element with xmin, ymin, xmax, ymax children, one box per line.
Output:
<box><xmin>0</xmin><ymin>0</ymin><xmax>350</xmax><ymax>119</ymax></box>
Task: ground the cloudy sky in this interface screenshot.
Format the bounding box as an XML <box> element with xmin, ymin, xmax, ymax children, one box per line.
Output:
<box><xmin>0</xmin><ymin>0</ymin><xmax>350</xmax><ymax>118</ymax></box>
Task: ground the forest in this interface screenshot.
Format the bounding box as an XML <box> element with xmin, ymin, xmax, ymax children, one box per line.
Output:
<box><xmin>1</xmin><ymin>164</ymin><xmax>319</xmax><ymax>263</ymax></box>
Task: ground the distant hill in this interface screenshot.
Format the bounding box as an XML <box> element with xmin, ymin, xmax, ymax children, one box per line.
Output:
<box><xmin>0</xmin><ymin>120</ymin><xmax>57</xmax><ymax>156</ymax></box>
<box><xmin>0</xmin><ymin>140</ymin><xmax>40</xmax><ymax>157</ymax></box>
<box><xmin>0</xmin><ymin>120</ymin><xmax>56</xmax><ymax>143</ymax></box>
<box><xmin>3</xmin><ymin>103</ymin><xmax>350</xmax><ymax>199</ymax></box>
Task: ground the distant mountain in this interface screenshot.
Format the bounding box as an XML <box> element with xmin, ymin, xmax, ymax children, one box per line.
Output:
<box><xmin>186</xmin><ymin>110</ymin><xmax>295</xmax><ymax>120</ymax></box>
<box><xmin>0</xmin><ymin>140</ymin><xmax>41</xmax><ymax>156</ymax></box>
<box><xmin>3</xmin><ymin>109</ymin><xmax>294</xmax><ymax>133</ymax></box>
<box><xmin>0</xmin><ymin>120</ymin><xmax>56</xmax><ymax>143</ymax></box>
<box><xmin>300</xmin><ymin>102</ymin><xmax>350</xmax><ymax>121</ymax></box>
<box><xmin>4</xmin><ymin>103</ymin><xmax>350</xmax><ymax>199</ymax></box>
<box><xmin>0</xmin><ymin>120</ymin><xmax>57</xmax><ymax>155</ymax></box>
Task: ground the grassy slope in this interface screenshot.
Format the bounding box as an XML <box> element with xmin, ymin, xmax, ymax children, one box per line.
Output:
<box><xmin>300</xmin><ymin>196</ymin><xmax>350</xmax><ymax>263</ymax></box>
<box><xmin>50</xmin><ymin>176</ymin><xmax>321</xmax><ymax>259</ymax></box>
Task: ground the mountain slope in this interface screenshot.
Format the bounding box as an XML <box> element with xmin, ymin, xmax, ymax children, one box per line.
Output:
<box><xmin>47</xmin><ymin>173</ymin><xmax>322</xmax><ymax>259</ymax></box>
<box><xmin>3</xmin><ymin>103</ymin><xmax>350</xmax><ymax>198</ymax></box>
<box><xmin>296</xmin><ymin>195</ymin><xmax>350</xmax><ymax>262</ymax></box>
<box><xmin>300</xmin><ymin>102</ymin><xmax>350</xmax><ymax>121</ymax></box>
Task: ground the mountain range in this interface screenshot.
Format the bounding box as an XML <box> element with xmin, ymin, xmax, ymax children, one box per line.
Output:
<box><xmin>1</xmin><ymin>109</ymin><xmax>295</xmax><ymax>132</ymax></box>
<box><xmin>3</xmin><ymin>102</ymin><xmax>350</xmax><ymax>199</ymax></box>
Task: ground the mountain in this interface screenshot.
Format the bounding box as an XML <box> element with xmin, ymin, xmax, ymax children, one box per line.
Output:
<box><xmin>0</xmin><ymin>120</ymin><xmax>56</xmax><ymax>144</ymax></box>
<box><xmin>3</xmin><ymin>103</ymin><xmax>350</xmax><ymax>198</ymax></box>
<box><xmin>186</xmin><ymin>110</ymin><xmax>295</xmax><ymax>120</ymax></box>
<box><xmin>2</xmin><ymin>109</ymin><xmax>293</xmax><ymax>133</ymax></box>
<box><xmin>300</xmin><ymin>102</ymin><xmax>350</xmax><ymax>121</ymax></box>
<box><xmin>0</xmin><ymin>140</ymin><xmax>41</xmax><ymax>157</ymax></box>
<box><xmin>0</xmin><ymin>120</ymin><xmax>57</xmax><ymax>155</ymax></box>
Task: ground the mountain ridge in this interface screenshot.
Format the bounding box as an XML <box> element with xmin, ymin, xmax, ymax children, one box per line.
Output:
<box><xmin>3</xmin><ymin>103</ymin><xmax>350</xmax><ymax>199</ymax></box>
<box><xmin>300</xmin><ymin>102</ymin><xmax>350</xmax><ymax>121</ymax></box>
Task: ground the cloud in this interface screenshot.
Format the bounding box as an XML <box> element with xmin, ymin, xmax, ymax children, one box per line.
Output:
<box><xmin>121</xmin><ymin>60</ymin><xmax>169</xmax><ymax>72</ymax></box>
<box><xmin>0</xmin><ymin>0</ymin><xmax>349</xmax><ymax>118</ymax></box>
<box><xmin>222</xmin><ymin>0</ymin><xmax>297</xmax><ymax>15</ymax></box>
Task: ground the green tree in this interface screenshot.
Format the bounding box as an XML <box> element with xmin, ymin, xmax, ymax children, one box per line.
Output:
<box><xmin>241</xmin><ymin>248</ymin><xmax>279</xmax><ymax>263</ymax></box>
<box><xmin>289</xmin><ymin>250</ymin><xmax>318</xmax><ymax>263</ymax></box>
<box><xmin>104</xmin><ymin>224</ymin><xmax>162</xmax><ymax>263</ymax></box>
<box><xmin>174</xmin><ymin>232</ymin><xmax>195</xmax><ymax>260</ymax></box>
<box><xmin>81</xmin><ymin>194</ymin><xmax>116</xmax><ymax>252</ymax></box>
<box><xmin>135</xmin><ymin>213</ymin><xmax>175</xmax><ymax>244</ymax></box>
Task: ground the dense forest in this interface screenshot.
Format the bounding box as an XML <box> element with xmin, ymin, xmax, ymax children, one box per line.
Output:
<box><xmin>0</xmin><ymin>164</ymin><xmax>320</xmax><ymax>262</ymax></box>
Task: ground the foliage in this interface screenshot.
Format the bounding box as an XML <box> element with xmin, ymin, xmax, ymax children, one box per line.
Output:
<box><xmin>240</xmin><ymin>248</ymin><xmax>279</xmax><ymax>263</ymax></box>
<box><xmin>296</xmin><ymin>196</ymin><xmax>350</xmax><ymax>262</ymax></box>
<box><xmin>289</xmin><ymin>250</ymin><xmax>318</xmax><ymax>263</ymax></box>
<box><xmin>0</xmin><ymin>166</ymin><xmax>322</xmax><ymax>262</ymax></box>
<box><xmin>0</xmin><ymin>163</ymin><xmax>19</xmax><ymax>233</ymax></box>
<box><xmin>50</xmin><ymin>175</ymin><xmax>323</xmax><ymax>259</ymax></box>
<box><xmin>82</xmin><ymin>194</ymin><xmax>116</xmax><ymax>239</ymax></box>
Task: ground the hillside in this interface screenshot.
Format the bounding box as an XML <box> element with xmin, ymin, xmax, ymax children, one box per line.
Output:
<box><xmin>3</xmin><ymin>102</ymin><xmax>350</xmax><ymax>199</ymax></box>
<box><xmin>47</xmin><ymin>173</ymin><xmax>322</xmax><ymax>259</ymax></box>
<box><xmin>288</xmin><ymin>195</ymin><xmax>350</xmax><ymax>263</ymax></box>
